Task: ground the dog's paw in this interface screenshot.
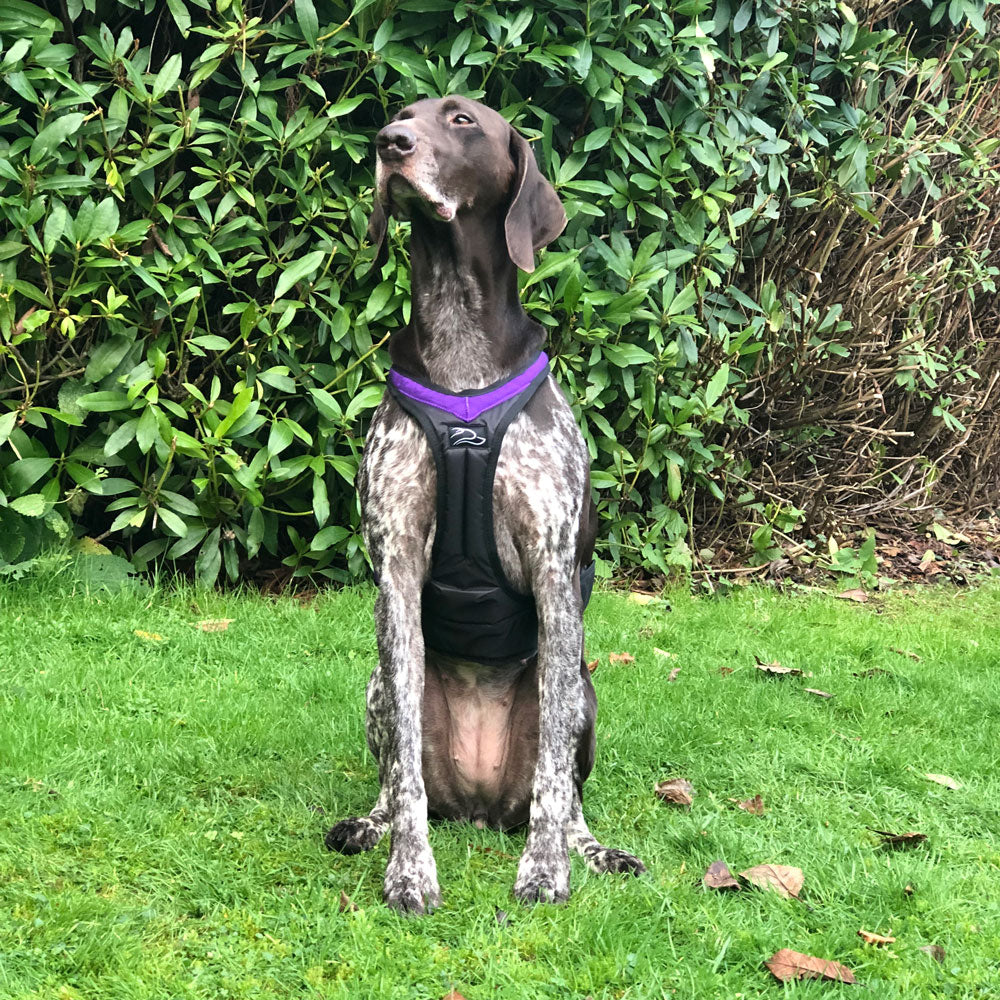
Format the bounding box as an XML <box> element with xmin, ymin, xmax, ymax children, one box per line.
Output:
<box><xmin>513</xmin><ymin>849</ymin><xmax>570</xmax><ymax>905</ymax></box>
<box><xmin>587</xmin><ymin>847</ymin><xmax>647</xmax><ymax>876</ymax></box>
<box><xmin>383</xmin><ymin>850</ymin><xmax>441</xmax><ymax>915</ymax></box>
<box><xmin>324</xmin><ymin>817</ymin><xmax>385</xmax><ymax>855</ymax></box>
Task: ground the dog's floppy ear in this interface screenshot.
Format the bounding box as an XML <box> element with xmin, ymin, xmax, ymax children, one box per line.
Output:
<box><xmin>504</xmin><ymin>127</ymin><xmax>567</xmax><ymax>274</ymax></box>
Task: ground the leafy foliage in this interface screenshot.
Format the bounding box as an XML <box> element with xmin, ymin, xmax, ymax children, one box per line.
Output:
<box><xmin>0</xmin><ymin>0</ymin><xmax>997</xmax><ymax>583</ymax></box>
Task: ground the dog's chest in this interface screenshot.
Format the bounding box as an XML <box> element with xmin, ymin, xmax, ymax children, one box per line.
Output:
<box><xmin>360</xmin><ymin>380</ymin><xmax>587</xmax><ymax>591</ymax></box>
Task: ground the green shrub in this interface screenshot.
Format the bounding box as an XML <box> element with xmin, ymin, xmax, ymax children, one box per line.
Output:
<box><xmin>0</xmin><ymin>0</ymin><xmax>997</xmax><ymax>583</ymax></box>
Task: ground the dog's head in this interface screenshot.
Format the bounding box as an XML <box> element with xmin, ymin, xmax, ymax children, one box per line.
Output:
<box><xmin>367</xmin><ymin>96</ymin><xmax>566</xmax><ymax>273</ymax></box>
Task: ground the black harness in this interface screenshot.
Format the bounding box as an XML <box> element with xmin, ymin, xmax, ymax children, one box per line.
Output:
<box><xmin>385</xmin><ymin>352</ymin><xmax>594</xmax><ymax>662</ymax></box>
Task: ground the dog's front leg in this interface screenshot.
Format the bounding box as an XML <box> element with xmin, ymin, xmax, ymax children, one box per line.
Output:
<box><xmin>514</xmin><ymin>562</ymin><xmax>584</xmax><ymax>904</ymax></box>
<box><xmin>373</xmin><ymin>568</ymin><xmax>441</xmax><ymax>914</ymax></box>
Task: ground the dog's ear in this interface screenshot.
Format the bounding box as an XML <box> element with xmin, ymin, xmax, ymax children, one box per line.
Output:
<box><xmin>505</xmin><ymin>127</ymin><xmax>567</xmax><ymax>274</ymax></box>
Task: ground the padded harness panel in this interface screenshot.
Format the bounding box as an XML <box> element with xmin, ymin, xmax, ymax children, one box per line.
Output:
<box><xmin>386</xmin><ymin>352</ymin><xmax>594</xmax><ymax>662</ymax></box>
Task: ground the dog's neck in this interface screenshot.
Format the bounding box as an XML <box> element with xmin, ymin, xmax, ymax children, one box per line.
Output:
<box><xmin>388</xmin><ymin>211</ymin><xmax>543</xmax><ymax>391</ymax></box>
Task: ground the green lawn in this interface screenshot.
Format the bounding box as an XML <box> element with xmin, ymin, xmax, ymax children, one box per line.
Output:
<box><xmin>1</xmin><ymin>570</ymin><xmax>998</xmax><ymax>999</ymax></box>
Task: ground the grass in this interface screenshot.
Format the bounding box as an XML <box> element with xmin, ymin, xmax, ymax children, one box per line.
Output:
<box><xmin>1</xmin><ymin>569</ymin><xmax>998</xmax><ymax>999</ymax></box>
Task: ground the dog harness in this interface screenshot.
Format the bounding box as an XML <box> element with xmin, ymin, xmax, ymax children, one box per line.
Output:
<box><xmin>386</xmin><ymin>351</ymin><xmax>595</xmax><ymax>663</ymax></box>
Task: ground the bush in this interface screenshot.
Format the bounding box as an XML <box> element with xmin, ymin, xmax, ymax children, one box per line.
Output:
<box><xmin>0</xmin><ymin>0</ymin><xmax>997</xmax><ymax>583</ymax></box>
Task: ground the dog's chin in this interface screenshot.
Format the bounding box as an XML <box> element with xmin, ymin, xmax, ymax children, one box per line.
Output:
<box><xmin>383</xmin><ymin>175</ymin><xmax>456</xmax><ymax>223</ymax></box>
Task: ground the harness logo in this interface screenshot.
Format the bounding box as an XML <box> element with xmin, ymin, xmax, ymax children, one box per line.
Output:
<box><xmin>449</xmin><ymin>426</ymin><xmax>486</xmax><ymax>447</ymax></box>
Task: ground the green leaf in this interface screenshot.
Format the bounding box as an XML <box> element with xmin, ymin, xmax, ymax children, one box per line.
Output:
<box><xmin>166</xmin><ymin>0</ymin><xmax>190</xmax><ymax>35</ymax></box>
<box><xmin>310</xmin><ymin>525</ymin><xmax>348</xmax><ymax>551</ymax></box>
<box><xmin>152</xmin><ymin>53</ymin><xmax>183</xmax><ymax>99</ymax></box>
<box><xmin>136</xmin><ymin>405</ymin><xmax>160</xmax><ymax>453</ymax></box>
<box><xmin>295</xmin><ymin>0</ymin><xmax>318</xmax><ymax>46</ymax></box>
<box><xmin>344</xmin><ymin>384</ymin><xmax>384</xmax><ymax>423</ymax></box>
<box><xmin>0</xmin><ymin>410</ymin><xmax>17</xmax><ymax>444</ymax></box>
<box><xmin>10</xmin><ymin>493</ymin><xmax>47</xmax><ymax>517</ymax></box>
<box><xmin>274</xmin><ymin>250</ymin><xmax>327</xmax><ymax>301</ymax></box>
<box><xmin>214</xmin><ymin>387</ymin><xmax>254</xmax><ymax>439</ymax></box>
<box><xmin>85</xmin><ymin>334</ymin><xmax>132</xmax><ymax>383</ymax></box>
<box><xmin>30</xmin><ymin>113</ymin><xmax>85</xmax><ymax>163</ymax></box>
<box><xmin>704</xmin><ymin>363</ymin><xmax>730</xmax><ymax>407</ymax></box>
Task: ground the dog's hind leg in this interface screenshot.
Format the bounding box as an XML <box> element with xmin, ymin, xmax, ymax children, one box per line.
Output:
<box><xmin>325</xmin><ymin>784</ymin><xmax>390</xmax><ymax>855</ymax></box>
<box><xmin>325</xmin><ymin>668</ymin><xmax>392</xmax><ymax>855</ymax></box>
<box><xmin>566</xmin><ymin>793</ymin><xmax>646</xmax><ymax>876</ymax></box>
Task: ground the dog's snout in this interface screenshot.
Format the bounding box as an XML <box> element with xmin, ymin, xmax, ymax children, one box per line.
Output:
<box><xmin>376</xmin><ymin>122</ymin><xmax>417</xmax><ymax>162</ymax></box>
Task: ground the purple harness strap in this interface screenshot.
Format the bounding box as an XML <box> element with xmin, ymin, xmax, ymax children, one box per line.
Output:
<box><xmin>387</xmin><ymin>351</ymin><xmax>549</xmax><ymax>419</ymax></box>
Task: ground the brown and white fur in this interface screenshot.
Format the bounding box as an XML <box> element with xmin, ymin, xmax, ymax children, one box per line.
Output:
<box><xmin>325</xmin><ymin>96</ymin><xmax>645</xmax><ymax>913</ymax></box>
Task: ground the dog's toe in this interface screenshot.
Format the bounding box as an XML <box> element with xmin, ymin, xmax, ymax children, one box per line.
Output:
<box><xmin>325</xmin><ymin>817</ymin><xmax>383</xmax><ymax>855</ymax></box>
<box><xmin>512</xmin><ymin>877</ymin><xmax>570</xmax><ymax>905</ymax></box>
<box><xmin>590</xmin><ymin>847</ymin><xmax>647</xmax><ymax>876</ymax></box>
<box><xmin>383</xmin><ymin>849</ymin><xmax>441</xmax><ymax>915</ymax></box>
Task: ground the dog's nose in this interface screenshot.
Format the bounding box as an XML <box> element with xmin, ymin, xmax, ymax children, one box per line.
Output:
<box><xmin>376</xmin><ymin>123</ymin><xmax>417</xmax><ymax>162</ymax></box>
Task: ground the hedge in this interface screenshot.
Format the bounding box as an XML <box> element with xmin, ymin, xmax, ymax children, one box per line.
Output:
<box><xmin>0</xmin><ymin>0</ymin><xmax>997</xmax><ymax>583</ymax></box>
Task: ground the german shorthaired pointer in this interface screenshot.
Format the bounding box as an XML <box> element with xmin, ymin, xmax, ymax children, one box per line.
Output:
<box><xmin>325</xmin><ymin>96</ymin><xmax>645</xmax><ymax>913</ymax></box>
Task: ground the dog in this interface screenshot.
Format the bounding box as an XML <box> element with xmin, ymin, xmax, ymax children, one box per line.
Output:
<box><xmin>325</xmin><ymin>96</ymin><xmax>645</xmax><ymax>913</ymax></box>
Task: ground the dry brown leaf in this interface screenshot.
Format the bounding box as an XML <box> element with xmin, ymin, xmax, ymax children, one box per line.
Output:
<box><xmin>871</xmin><ymin>829</ymin><xmax>927</xmax><ymax>848</ymax></box>
<box><xmin>890</xmin><ymin>647</ymin><xmax>921</xmax><ymax>661</ymax></box>
<box><xmin>920</xmin><ymin>944</ymin><xmax>945</xmax><ymax>963</ymax></box>
<box><xmin>925</xmin><ymin>772</ymin><xmax>962</xmax><ymax>790</ymax></box>
<box><xmin>195</xmin><ymin>618</ymin><xmax>235</xmax><ymax>633</ymax></box>
<box><xmin>655</xmin><ymin>778</ymin><xmax>694</xmax><ymax>808</ymax></box>
<box><xmin>668</xmin><ymin>666</ymin><xmax>682</xmax><ymax>683</ymax></box>
<box><xmin>441</xmin><ymin>992</ymin><xmax>469</xmax><ymax>1000</ymax></box>
<box><xmin>338</xmin><ymin>890</ymin><xmax>358</xmax><ymax>912</ymax></box>
<box><xmin>754</xmin><ymin>658</ymin><xmax>806</xmax><ymax>676</ymax></box>
<box><xmin>858</xmin><ymin>928</ymin><xmax>895</xmax><ymax>946</ymax></box>
<box><xmin>804</xmin><ymin>687</ymin><xmax>834</xmax><ymax>698</ymax></box>
<box><xmin>586</xmin><ymin>658</ymin><xmax>599</xmax><ymax>673</ymax></box>
<box><xmin>719</xmin><ymin>666</ymin><xmax>734</xmax><ymax>676</ymax></box>
<box><xmin>738</xmin><ymin>794</ymin><xmax>765</xmax><ymax>815</ymax></box>
<box><xmin>609</xmin><ymin>652</ymin><xmax>635</xmax><ymax>665</ymax></box>
<box><xmin>653</xmin><ymin>647</ymin><xmax>677</xmax><ymax>660</ymax></box>
<box><xmin>739</xmin><ymin>864</ymin><xmax>803</xmax><ymax>899</ymax></box>
<box><xmin>703</xmin><ymin>860</ymin><xmax>741</xmax><ymax>891</ymax></box>
<box><xmin>854</xmin><ymin>667</ymin><xmax>893</xmax><ymax>678</ymax></box>
<box><xmin>765</xmin><ymin>949</ymin><xmax>856</xmax><ymax>984</ymax></box>
<box><xmin>133</xmin><ymin>629</ymin><xmax>165</xmax><ymax>641</ymax></box>
<box><xmin>836</xmin><ymin>588</ymin><xmax>869</xmax><ymax>603</ymax></box>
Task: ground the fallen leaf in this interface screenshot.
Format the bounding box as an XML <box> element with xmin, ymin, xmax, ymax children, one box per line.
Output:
<box><xmin>924</xmin><ymin>773</ymin><xmax>962</xmax><ymax>790</ymax></box>
<box><xmin>628</xmin><ymin>592</ymin><xmax>655</xmax><ymax>605</ymax></box>
<box><xmin>804</xmin><ymin>687</ymin><xmax>834</xmax><ymax>698</ymax></box>
<box><xmin>765</xmin><ymin>949</ymin><xmax>856</xmax><ymax>984</ymax></box>
<box><xmin>738</xmin><ymin>794</ymin><xmax>765</xmax><ymax>815</ymax></box>
<box><xmin>754</xmin><ymin>657</ymin><xmax>805</xmax><ymax>677</ymax></box>
<box><xmin>920</xmin><ymin>944</ymin><xmax>945</xmax><ymax>963</ymax></box>
<box><xmin>195</xmin><ymin>618</ymin><xmax>235</xmax><ymax>632</ymax></box>
<box><xmin>703</xmin><ymin>860</ymin><xmax>741</xmax><ymax>891</ymax></box>
<box><xmin>854</xmin><ymin>667</ymin><xmax>894</xmax><ymax>678</ymax></box>
<box><xmin>653</xmin><ymin>647</ymin><xmax>678</xmax><ymax>660</ymax></box>
<box><xmin>655</xmin><ymin>778</ymin><xmax>694</xmax><ymax>808</ymax></box>
<box><xmin>836</xmin><ymin>588</ymin><xmax>869</xmax><ymax>603</ymax></box>
<box><xmin>609</xmin><ymin>652</ymin><xmax>635</xmax><ymax>665</ymax></box>
<box><xmin>871</xmin><ymin>829</ymin><xmax>927</xmax><ymax>848</ymax></box>
<box><xmin>441</xmin><ymin>992</ymin><xmax>468</xmax><ymax>1000</ymax></box>
<box><xmin>133</xmin><ymin>629</ymin><xmax>165</xmax><ymax>641</ymax></box>
<box><xmin>739</xmin><ymin>864</ymin><xmax>803</xmax><ymax>899</ymax></box>
<box><xmin>586</xmin><ymin>658</ymin><xmax>599</xmax><ymax>673</ymax></box>
<box><xmin>719</xmin><ymin>666</ymin><xmax>734</xmax><ymax>676</ymax></box>
<box><xmin>494</xmin><ymin>908</ymin><xmax>508</xmax><ymax>926</ymax></box>
<box><xmin>668</xmin><ymin>666</ymin><xmax>681</xmax><ymax>683</ymax></box>
<box><xmin>890</xmin><ymin>647</ymin><xmax>921</xmax><ymax>661</ymax></box>
<box><xmin>858</xmin><ymin>928</ymin><xmax>895</xmax><ymax>946</ymax></box>
<box><xmin>338</xmin><ymin>890</ymin><xmax>358</xmax><ymax>912</ymax></box>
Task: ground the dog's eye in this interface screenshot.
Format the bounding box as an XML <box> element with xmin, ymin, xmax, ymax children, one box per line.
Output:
<box><xmin>452</xmin><ymin>113</ymin><xmax>475</xmax><ymax>126</ymax></box>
